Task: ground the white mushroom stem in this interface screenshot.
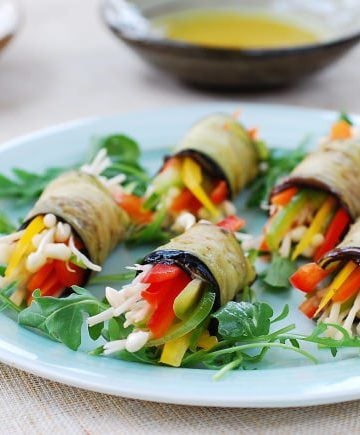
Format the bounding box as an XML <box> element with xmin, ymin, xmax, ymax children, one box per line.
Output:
<box><xmin>0</xmin><ymin>230</ymin><xmax>25</xmax><ymax>244</ymax></box>
<box><xmin>37</xmin><ymin>228</ymin><xmax>56</xmax><ymax>252</ymax></box>
<box><xmin>43</xmin><ymin>213</ymin><xmax>57</xmax><ymax>228</ymax></box>
<box><xmin>69</xmin><ymin>236</ymin><xmax>101</xmax><ymax>272</ymax></box>
<box><xmin>55</xmin><ymin>222</ymin><xmax>71</xmax><ymax>243</ymax></box>
<box><xmin>103</xmin><ymin>330</ymin><xmax>151</xmax><ymax>355</ymax></box>
<box><xmin>103</xmin><ymin>339</ymin><xmax>127</xmax><ymax>355</ymax></box>
<box><xmin>113</xmin><ymin>294</ymin><xmax>143</xmax><ymax>317</ymax></box>
<box><xmin>0</xmin><ymin>243</ymin><xmax>14</xmax><ymax>264</ymax></box>
<box><xmin>172</xmin><ymin>212</ymin><xmax>196</xmax><ymax>233</ymax></box>
<box><xmin>132</xmin><ymin>264</ymin><xmax>153</xmax><ymax>284</ymax></box>
<box><xmin>125</xmin><ymin>330</ymin><xmax>150</xmax><ymax>352</ymax></box>
<box><xmin>87</xmin><ymin>307</ymin><xmax>115</xmax><ymax>327</ymax></box>
<box><xmin>107</xmin><ymin>174</ymin><xmax>127</xmax><ymax>186</ymax></box>
<box><xmin>124</xmin><ymin>304</ymin><xmax>152</xmax><ymax>328</ymax></box>
<box><xmin>279</xmin><ymin>233</ymin><xmax>292</xmax><ymax>258</ymax></box>
<box><xmin>342</xmin><ymin>292</ymin><xmax>360</xmax><ymax>335</ymax></box>
<box><xmin>42</xmin><ymin>243</ymin><xmax>72</xmax><ymax>261</ymax></box>
<box><xmin>81</xmin><ymin>149</ymin><xmax>112</xmax><ymax>176</ymax></box>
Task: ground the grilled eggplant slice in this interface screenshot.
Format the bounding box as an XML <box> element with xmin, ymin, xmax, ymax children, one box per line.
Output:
<box><xmin>26</xmin><ymin>171</ymin><xmax>129</xmax><ymax>265</ymax></box>
<box><xmin>144</xmin><ymin>222</ymin><xmax>255</xmax><ymax>307</ymax></box>
<box><xmin>271</xmin><ymin>137</ymin><xmax>360</xmax><ymax>219</ymax></box>
<box><xmin>174</xmin><ymin>113</ymin><xmax>260</xmax><ymax>197</ymax></box>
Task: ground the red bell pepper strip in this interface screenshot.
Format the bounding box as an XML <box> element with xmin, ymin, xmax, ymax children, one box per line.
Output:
<box><xmin>170</xmin><ymin>189</ymin><xmax>202</xmax><ymax>214</ymax></box>
<box><xmin>142</xmin><ymin>267</ymin><xmax>190</xmax><ymax>306</ymax></box>
<box><xmin>147</xmin><ymin>272</ymin><xmax>192</xmax><ymax>338</ymax></box>
<box><xmin>314</xmin><ymin>208</ymin><xmax>351</xmax><ymax>261</ymax></box>
<box><xmin>144</xmin><ymin>264</ymin><xmax>183</xmax><ymax>284</ymax></box>
<box><xmin>210</xmin><ymin>180</ymin><xmax>229</xmax><ymax>204</ymax></box>
<box><xmin>27</xmin><ymin>261</ymin><xmax>55</xmax><ymax>293</ymax></box>
<box><xmin>115</xmin><ymin>193</ymin><xmax>153</xmax><ymax>224</ymax></box>
<box><xmin>54</xmin><ymin>260</ymin><xmax>87</xmax><ymax>287</ymax></box>
<box><xmin>217</xmin><ymin>215</ymin><xmax>246</xmax><ymax>232</ymax></box>
<box><xmin>299</xmin><ymin>296</ymin><xmax>319</xmax><ymax>319</ymax></box>
<box><xmin>290</xmin><ymin>263</ymin><xmax>329</xmax><ymax>293</ymax></box>
<box><xmin>332</xmin><ymin>266</ymin><xmax>360</xmax><ymax>303</ymax></box>
<box><xmin>271</xmin><ymin>187</ymin><xmax>298</xmax><ymax>207</ymax></box>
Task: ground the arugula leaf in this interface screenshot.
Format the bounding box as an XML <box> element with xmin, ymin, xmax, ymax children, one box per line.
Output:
<box><xmin>213</xmin><ymin>301</ymin><xmax>273</xmax><ymax>339</ymax></box>
<box><xmin>260</xmin><ymin>254</ymin><xmax>297</xmax><ymax>289</ymax></box>
<box><xmin>0</xmin><ymin>167</ymin><xmax>66</xmax><ymax>202</ymax></box>
<box><xmin>0</xmin><ymin>213</ymin><xmax>15</xmax><ymax>235</ymax></box>
<box><xmin>18</xmin><ymin>286</ymin><xmax>107</xmax><ymax>350</ymax></box>
<box><xmin>0</xmin><ymin>282</ymin><xmax>22</xmax><ymax>313</ymax></box>
<box><xmin>247</xmin><ymin>139</ymin><xmax>309</xmax><ymax>208</ymax></box>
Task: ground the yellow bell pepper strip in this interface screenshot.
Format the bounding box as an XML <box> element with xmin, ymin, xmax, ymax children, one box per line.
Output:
<box><xmin>315</xmin><ymin>261</ymin><xmax>357</xmax><ymax>316</ymax></box>
<box><xmin>181</xmin><ymin>158</ymin><xmax>218</xmax><ymax>218</ymax></box>
<box><xmin>292</xmin><ymin>196</ymin><xmax>336</xmax><ymax>260</ymax></box>
<box><xmin>5</xmin><ymin>216</ymin><xmax>45</xmax><ymax>278</ymax></box>
<box><xmin>160</xmin><ymin>333</ymin><xmax>191</xmax><ymax>367</ymax></box>
<box><xmin>197</xmin><ymin>330</ymin><xmax>218</xmax><ymax>350</ymax></box>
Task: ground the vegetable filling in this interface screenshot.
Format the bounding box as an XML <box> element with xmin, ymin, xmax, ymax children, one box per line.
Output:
<box><xmin>291</xmin><ymin>260</ymin><xmax>360</xmax><ymax>338</ymax></box>
<box><xmin>263</xmin><ymin>188</ymin><xmax>351</xmax><ymax>261</ymax></box>
<box><xmin>0</xmin><ymin>213</ymin><xmax>98</xmax><ymax>305</ymax></box>
<box><xmin>146</xmin><ymin>155</ymin><xmax>235</xmax><ymax>231</ymax></box>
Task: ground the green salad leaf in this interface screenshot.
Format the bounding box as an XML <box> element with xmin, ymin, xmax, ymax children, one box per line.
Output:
<box><xmin>18</xmin><ymin>286</ymin><xmax>107</xmax><ymax>350</ymax></box>
<box><xmin>260</xmin><ymin>254</ymin><xmax>297</xmax><ymax>289</ymax></box>
<box><xmin>0</xmin><ymin>167</ymin><xmax>67</xmax><ymax>202</ymax></box>
<box><xmin>213</xmin><ymin>301</ymin><xmax>273</xmax><ymax>339</ymax></box>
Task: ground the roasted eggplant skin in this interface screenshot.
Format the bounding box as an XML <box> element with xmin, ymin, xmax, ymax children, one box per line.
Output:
<box><xmin>271</xmin><ymin>138</ymin><xmax>360</xmax><ymax>220</ymax></box>
<box><xmin>25</xmin><ymin>171</ymin><xmax>129</xmax><ymax>265</ymax></box>
<box><xmin>143</xmin><ymin>222</ymin><xmax>256</xmax><ymax>308</ymax></box>
<box><xmin>173</xmin><ymin>113</ymin><xmax>259</xmax><ymax>198</ymax></box>
<box><xmin>320</xmin><ymin>219</ymin><xmax>360</xmax><ymax>268</ymax></box>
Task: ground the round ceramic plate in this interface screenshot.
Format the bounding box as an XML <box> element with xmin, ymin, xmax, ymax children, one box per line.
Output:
<box><xmin>1</xmin><ymin>103</ymin><xmax>360</xmax><ymax>408</ymax></box>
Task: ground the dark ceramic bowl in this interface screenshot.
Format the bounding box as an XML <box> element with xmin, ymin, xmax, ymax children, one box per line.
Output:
<box><xmin>102</xmin><ymin>0</ymin><xmax>360</xmax><ymax>89</ymax></box>
<box><xmin>0</xmin><ymin>1</ymin><xmax>19</xmax><ymax>55</ymax></box>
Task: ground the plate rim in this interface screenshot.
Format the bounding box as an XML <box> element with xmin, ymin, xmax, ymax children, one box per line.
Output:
<box><xmin>1</xmin><ymin>102</ymin><xmax>360</xmax><ymax>408</ymax></box>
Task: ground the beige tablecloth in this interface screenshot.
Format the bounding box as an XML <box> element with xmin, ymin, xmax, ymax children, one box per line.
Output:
<box><xmin>1</xmin><ymin>1</ymin><xmax>360</xmax><ymax>433</ymax></box>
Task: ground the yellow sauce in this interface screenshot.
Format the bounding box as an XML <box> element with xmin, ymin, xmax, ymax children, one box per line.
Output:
<box><xmin>154</xmin><ymin>11</ymin><xmax>319</xmax><ymax>49</ymax></box>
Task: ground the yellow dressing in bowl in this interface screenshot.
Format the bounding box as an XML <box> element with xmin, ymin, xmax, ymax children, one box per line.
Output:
<box><xmin>154</xmin><ymin>11</ymin><xmax>319</xmax><ymax>49</ymax></box>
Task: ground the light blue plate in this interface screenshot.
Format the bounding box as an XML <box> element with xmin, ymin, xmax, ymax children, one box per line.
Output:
<box><xmin>1</xmin><ymin>103</ymin><xmax>360</xmax><ymax>408</ymax></box>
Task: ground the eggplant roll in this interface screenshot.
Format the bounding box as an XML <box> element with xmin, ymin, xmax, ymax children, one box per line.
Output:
<box><xmin>271</xmin><ymin>137</ymin><xmax>360</xmax><ymax>219</ymax></box>
<box><xmin>263</xmin><ymin>135</ymin><xmax>360</xmax><ymax>260</ymax></box>
<box><xmin>144</xmin><ymin>222</ymin><xmax>255</xmax><ymax>306</ymax></box>
<box><xmin>26</xmin><ymin>171</ymin><xmax>129</xmax><ymax>265</ymax></box>
<box><xmin>174</xmin><ymin>113</ymin><xmax>260</xmax><ymax>197</ymax></box>
<box><xmin>0</xmin><ymin>170</ymin><xmax>129</xmax><ymax>305</ymax></box>
<box><xmin>87</xmin><ymin>221</ymin><xmax>255</xmax><ymax>365</ymax></box>
<box><xmin>148</xmin><ymin>113</ymin><xmax>262</xmax><ymax>229</ymax></box>
<box><xmin>293</xmin><ymin>218</ymin><xmax>360</xmax><ymax>336</ymax></box>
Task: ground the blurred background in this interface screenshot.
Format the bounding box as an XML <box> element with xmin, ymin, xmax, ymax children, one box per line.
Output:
<box><xmin>1</xmin><ymin>0</ymin><xmax>360</xmax><ymax>142</ymax></box>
